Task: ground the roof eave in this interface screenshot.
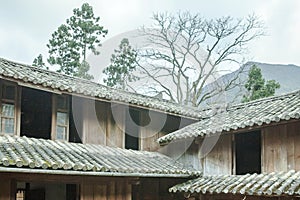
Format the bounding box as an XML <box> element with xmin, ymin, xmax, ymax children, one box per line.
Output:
<box><xmin>0</xmin><ymin>167</ymin><xmax>197</xmax><ymax>178</ymax></box>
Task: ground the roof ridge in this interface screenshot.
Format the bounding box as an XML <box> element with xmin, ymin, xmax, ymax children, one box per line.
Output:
<box><xmin>229</xmin><ymin>89</ymin><xmax>300</xmax><ymax>109</ymax></box>
<box><xmin>0</xmin><ymin>57</ymin><xmax>193</xmax><ymax>104</ymax></box>
<box><xmin>189</xmin><ymin>90</ymin><xmax>300</xmax><ymax>115</ymax></box>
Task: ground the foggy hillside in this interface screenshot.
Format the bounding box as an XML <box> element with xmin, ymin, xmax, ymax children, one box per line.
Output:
<box><xmin>202</xmin><ymin>62</ymin><xmax>300</xmax><ymax>106</ymax></box>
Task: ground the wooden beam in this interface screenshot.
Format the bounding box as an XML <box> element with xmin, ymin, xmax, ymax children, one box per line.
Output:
<box><xmin>0</xmin><ymin>172</ymin><xmax>138</xmax><ymax>185</ymax></box>
<box><xmin>16</xmin><ymin>86</ymin><xmax>22</xmax><ymax>136</ymax></box>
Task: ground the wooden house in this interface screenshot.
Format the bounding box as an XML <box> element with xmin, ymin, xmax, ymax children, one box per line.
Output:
<box><xmin>0</xmin><ymin>58</ymin><xmax>201</xmax><ymax>200</ymax></box>
<box><xmin>2</xmin><ymin>56</ymin><xmax>300</xmax><ymax>200</ymax></box>
<box><xmin>158</xmin><ymin>90</ymin><xmax>300</xmax><ymax>199</ymax></box>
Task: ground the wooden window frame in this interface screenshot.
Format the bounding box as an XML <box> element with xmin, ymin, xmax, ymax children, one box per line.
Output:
<box><xmin>0</xmin><ymin>80</ymin><xmax>18</xmax><ymax>135</ymax></box>
<box><xmin>51</xmin><ymin>94</ymin><xmax>69</xmax><ymax>141</ymax></box>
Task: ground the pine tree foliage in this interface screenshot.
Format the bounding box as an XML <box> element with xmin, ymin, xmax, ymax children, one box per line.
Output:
<box><xmin>103</xmin><ymin>38</ymin><xmax>139</xmax><ymax>90</ymax></box>
<box><xmin>242</xmin><ymin>65</ymin><xmax>280</xmax><ymax>102</ymax></box>
<box><xmin>47</xmin><ymin>3</ymin><xmax>107</xmax><ymax>80</ymax></box>
<box><xmin>32</xmin><ymin>54</ymin><xmax>48</xmax><ymax>70</ymax></box>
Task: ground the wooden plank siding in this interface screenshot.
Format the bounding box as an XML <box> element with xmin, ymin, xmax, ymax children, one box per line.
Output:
<box><xmin>79</xmin><ymin>98</ymin><xmax>196</xmax><ymax>151</ymax></box>
<box><xmin>81</xmin><ymin>100</ymin><xmax>125</xmax><ymax>148</ymax></box>
<box><xmin>106</xmin><ymin>103</ymin><xmax>125</xmax><ymax>148</ymax></box>
<box><xmin>201</xmin><ymin>134</ymin><xmax>232</xmax><ymax>175</ymax></box>
<box><xmin>72</xmin><ymin>179</ymin><xmax>182</xmax><ymax>200</ymax></box>
<box><xmin>0</xmin><ymin>172</ymin><xmax>184</xmax><ymax>200</ymax></box>
<box><xmin>140</xmin><ymin>113</ymin><xmax>197</xmax><ymax>152</ymax></box>
<box><xmin>82</xmin><ymin>99</ymin><xmax>107</xmax><ymax>145</ymax></box>
<box><xmin>262</xmin><ymin>121</ymin><xmax>300</xmax><ymax>173</ymax></box>
<box><xmin>139</xmin><ymin>110</ymin><xmax>163</xmax><ymax>152</ymax></box>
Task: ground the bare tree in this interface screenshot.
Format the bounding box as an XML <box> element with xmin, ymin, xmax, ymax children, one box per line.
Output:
<box><xmin>104</xmin><ymin>12</ymin><xmax>264</xmax><ymax>107</ymax></box>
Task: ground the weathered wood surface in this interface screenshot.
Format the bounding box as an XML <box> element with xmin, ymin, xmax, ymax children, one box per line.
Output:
<box><xmin>106</xmin><ymin>104</ymin><xmax>125</xmax><ymax>148</ymax></box>
<box><xmin>83</xmin><ymin>99</ymin><xmax>107</xmax><ymax>145</ymax></box>
<box><xmin>262</xmin><ymin>121</ymin><xmax>300</xmax><ymax>173</ymax></box>
<box><xmin>74</xmin><ymin>181</ymin><xmax>132</xmax><ymax>200</ymax></box>
<box><xmin>201</xmin><ymin>134</ymin><xmax>232</xmax><ymax>175</ymax></box>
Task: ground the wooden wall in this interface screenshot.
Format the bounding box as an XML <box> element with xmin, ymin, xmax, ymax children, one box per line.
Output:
<box><xmin>82</xmin><ymin>100</ymin><xmax>125</xmax><ymax>148</ymax></box>
<box><xmin>262</xmin><ymin>121</ymin><xmax>300</xmax><ymax>173</ymax></box>
<box><xmin>81</xmin><ymin>180</ymin><xmax>131</xmax><ymax>200</ymax></box>
<box><xmin>80</xmin><ymin>97</ymin><xmax>196</xmax><ymax>151</ymax></box>
<box><xmin>139</xmin><ymin>110</ymin><xmax>167</xmax><ymax>152</ymax></box>
<box><xmin>0</xmin><ymin>172</ymin><xmax>184</xmax><ymax>200</ymax></box>
<box><xmin>106</xmin><ymin>103</ymin><xmax>125</xmax><ymax>148</ymax></box>
<box><xmin>201</xmin><ymin>134</ymin><xmax>232</xmax><ymax>175</ymax></box>
<box><xmin>82</xmin><ymin>99</ymin><xmax>107</xmax><ymax>145</ymax></box>
<box><xmin>140</xmin><ymin>113</ymin><xmax>197</xmax><ymax>152</ymax></box>
<box><xmin>161</xmin><ymin>134</ymin><xmax>232</xmax><ymax>174</ymax></box>
<box><xmin>134</xmin><ymin>178</ymin><xmax>187</xmax><ymax>200</ymax></box>
<box><xmin>162</xmin><ymin>139</ymin><xmax>201</xmax><ymax>171</ymax></box>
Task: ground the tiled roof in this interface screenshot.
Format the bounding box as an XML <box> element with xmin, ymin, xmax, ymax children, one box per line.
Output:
<box><xmin>0</xmin><ymin>58</ymin><xmax>202</xmax><ymax>119</ymax></box>
<box><xmin>170</xmin><ymin>170</ymin><xmax>300</xmax><ymax>196</ymax></box>
<box><xmin>158</xmin><ymin>90</ymin><xmax>300</xmax><ymax>144</ymax></box>
<box><xmin>0</xmin><ymin>134</ymin><xmax>199</xmax><ymax>177</ymax></box>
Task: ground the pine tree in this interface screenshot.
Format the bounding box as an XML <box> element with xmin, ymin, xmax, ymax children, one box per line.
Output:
<box><xmin>103</xmin><ymin>38</ymin><xmax>139</xmax><ymax>90</ymax></box>
<box><xmin>47</xmin><ymin>3</ymin><xmax>107</xmax><ymax>80</ymax></box>
<box><xmin>242</xmin><ymin>65</ymin><xmax>280</xmax><ymax>102</ymax></box>
<box><xmin>32</xmin><ymin>54</ymin><xmax>48</xmax><ymax>70</ymax></box>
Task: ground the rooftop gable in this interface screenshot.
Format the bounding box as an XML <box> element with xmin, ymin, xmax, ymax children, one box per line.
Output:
<box><xmin>158</xmin><ymin>90</ymin><xmax>300</xmax><ymax>144</ymax></box>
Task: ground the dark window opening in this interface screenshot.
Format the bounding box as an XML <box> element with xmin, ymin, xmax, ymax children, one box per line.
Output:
<box><xmin>161</xmin><ymin>114</ymin><xmax>195</xmax><ymax>134</ymax></box>
<box><xmin>235</xmin><ymin>131</ymin><xmax>261</xmax><ymax>175</ymax></box>
<box><xmin>66</xmin><ymin>184</ymin><xmax>78</xmax><ymax>200</ymax></box>
<box><xmin>161</xmin><ymin>115</ymin><xmax>181</xmax><ymax>133</ymax></box>
<box><xmin>125</xmin><ymin>108</ymin><xmax>140</xmax><ymax>150</ymax></box>
<box><xmin>21</xmin><ymin>87</ymin><xmax>52</xmax><ymax>139</ymax></box>
<box><xmin>16</xmin><ymin>182</ymin><xmax>78</xmax><ymax>200</ymax></box>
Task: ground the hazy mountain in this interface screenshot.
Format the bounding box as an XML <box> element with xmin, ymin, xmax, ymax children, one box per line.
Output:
<box><xmin>202</xmin><ymin>62</ymin><xmax>300</xmax><ymax>105</ymax></box>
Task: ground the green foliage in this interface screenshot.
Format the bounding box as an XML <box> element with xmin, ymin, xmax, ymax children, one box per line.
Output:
<box><xmin>103</xmin><ymin>38</ymin><xmax>139</xmax><ymax>90</ymax></box>
<box><xmin>47</xmin><ymin>3</ymin><xmax>107</xmax><ymax>80</ymax></box>
<box><xmin>77</xmin><ymin>60</ymin><xmax>93</xmax><ymax>80</ymax></box>
<box><xmin>242</xmin><ymin>65</ymin><xmax>280</xmax><ymax>102</ymax></box>
<box><xmin>32</xmin><ymin>54</ymin><xmax>48</xmax><ymax>70</ymax></box>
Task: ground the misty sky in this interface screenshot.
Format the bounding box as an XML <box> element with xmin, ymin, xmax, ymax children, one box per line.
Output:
<box><xmin>1</xmin><ymin>0</ymin><xmax>300</xmax><ymax>68</ymax></box>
